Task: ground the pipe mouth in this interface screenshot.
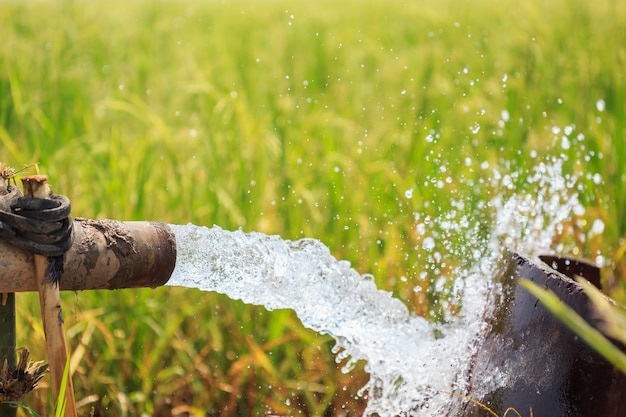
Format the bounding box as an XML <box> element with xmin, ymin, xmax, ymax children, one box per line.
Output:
<box><xmin>538</xmin><ymin>254</ymin><xmax>601</xmax><ymax>290</ymax></box>
<box><xmin>70</xmin><ymin>219</ymin><xmax>177</xmax><ymax>290</ymax></box>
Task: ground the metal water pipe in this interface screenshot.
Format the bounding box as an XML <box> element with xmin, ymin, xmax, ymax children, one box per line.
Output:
<box><xmin>0</xmin><ymin>218</ymin><xmax>176</xmax><ymax>292</ymax></box>
<box><xmin>0</xmin><ymin>215</ymin><xmax>176</xmax><ymax>414</ymax></box>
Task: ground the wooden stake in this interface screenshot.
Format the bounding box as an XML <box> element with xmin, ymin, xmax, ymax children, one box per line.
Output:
<box><xmin>34</xmin><ymin>256</ymin><xmax>77</xmax><ymax>416</ymax></box>
<box><xmin>0</xmin><ymin>293</ymin><xmax>17</xmax><ymax>417</ymax></box>
<box><xmin>22</xmin><ymin>175</ymin><xmax>77</xmax><ymax>417</ymax></box>
<box><xmin>0</xmin><ymin>172</ymin><xmax>17</xmax><ymax>417</ymax></box>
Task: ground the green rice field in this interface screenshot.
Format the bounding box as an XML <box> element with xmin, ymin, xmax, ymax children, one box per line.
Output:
<box><xmin>1</xmin><ymin>0</ymin><xmax>625</xmax><ymax>415</ymax></box>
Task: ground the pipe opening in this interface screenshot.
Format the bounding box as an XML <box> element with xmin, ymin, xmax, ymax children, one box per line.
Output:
<box><xmin>539</xmin><ymin>254</ymin><xmax>602</xmax><ymax>290</ymax></box>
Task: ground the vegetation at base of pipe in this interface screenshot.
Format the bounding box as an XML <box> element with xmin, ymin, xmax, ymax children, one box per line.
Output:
<box><xmin>444</xmin><ymin>390</ymin><xmax>534</xmax><ymax>417</ymax></box>
<box><xmin>1</xmin><ymin>403</ymin><xmax>42</xmax><ymax>417</ymax></box>
<box><xmin>53</xmin><ymin>356</ymin><xmax>70</xmax><ymax>417</ymax></box>
<box><xmin>0</xmin><ymin>0</ymin><xmax>624</xmax><ymax>415</ymax></box>
<box><xmin>0</xmin><ymin>353</ymin><xmax>69</xmax><ymax>417</ymax></box>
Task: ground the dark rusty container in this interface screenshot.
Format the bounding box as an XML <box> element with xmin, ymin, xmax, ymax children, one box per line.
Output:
<box><xmin>449</xmin><ymin>250</ymin><xmax>626</xmax><ymax>417</ymax></box>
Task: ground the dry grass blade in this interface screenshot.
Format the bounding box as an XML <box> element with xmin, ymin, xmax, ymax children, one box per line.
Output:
<box><xmin>521</xmin><ymin>279</ymin><xmax>626</xmax><ymax>375</ymax></box>
<box><xmin>0</xmin><ymin>348</ymin><xmax>48</xmax><ymax>402</ymax></box>
<box><xmin>443</xmin><ymin>390</ymin><xmax>534</xmax><ymax>417</ymax></box>
<box><xmin>577</xmin><ymin>277</ymin><xmax>626</xmax><ymax>353</ymax></box>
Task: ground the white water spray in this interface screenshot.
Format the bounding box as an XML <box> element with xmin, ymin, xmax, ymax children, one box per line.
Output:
<box><xmin>168</xmin><ymin>224</ymin><xmax>493</xmax><ymax>416</ymax></box>
<box><xmin>166</xmin><ymin>157</ymin><xmax>591</xmax><ymax>416</ymax></box>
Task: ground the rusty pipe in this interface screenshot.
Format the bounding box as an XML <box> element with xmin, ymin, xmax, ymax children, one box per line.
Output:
<box><xmin>0</xmin><ymin>218</ymin><xmax>176</xmax><ymax>292</ymax></box>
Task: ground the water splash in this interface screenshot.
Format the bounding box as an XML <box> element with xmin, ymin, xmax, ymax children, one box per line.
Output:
<box><xmin>168</xmin><ymin>223</ymin><xmax>494</xmax><ymax>416</ymax></box>
<box><xmin>489</xmin><ymin>158</ymin><xmax>586</xmax><ymax>257</ymax></box>
<box><xmin>166</xmin><ymin>155</ymin><xmax>591</xmax><ymax>416</ymax></box>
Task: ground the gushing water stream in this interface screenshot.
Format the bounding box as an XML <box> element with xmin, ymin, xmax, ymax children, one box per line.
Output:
<box><xmin>165</xmin><ymin>158</ymin><xmax>592</xmax><ymax>416</ymax></box>
<box><xmin>167</xmin><ymin>224</ymin><xmax>494</xmax><ymax>416</ymax></box>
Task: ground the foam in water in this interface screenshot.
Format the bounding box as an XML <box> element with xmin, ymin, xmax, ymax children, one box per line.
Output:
<box><xmin>167</xmin><ymin>224</ymin><xmax>493</xmax><ymax>416</ymax></box>
<box><xmin>166</xmin><ymin>156</ymin><xmax>591</xmax><ymax>416</ymax></box>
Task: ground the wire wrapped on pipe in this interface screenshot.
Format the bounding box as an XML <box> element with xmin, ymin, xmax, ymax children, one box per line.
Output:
<box><xmin>0</xmin><ymin>185</ymin><xmax>74</xmax><ymax>258</ymax></box>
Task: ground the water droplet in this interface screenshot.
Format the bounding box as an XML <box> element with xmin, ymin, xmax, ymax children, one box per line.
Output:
<box><xmin>563</xmin><ymin>125</ymin><xmax>573</xmax><ymax>136</ymax></box>
<box><xmin>595</xmin><ymin>255</ymin><xmax>605</xmax><ymax>266</ymax></box>
<box><xmin>422</xmin><ymin>236</ymin><xmax>435</xmax><ymax>251</ymax></box>
<box><xmin>590</xmin><ymin>219</ymin><xmax>605</xmax><ymax>235</ymax></box>
<box><xmin>592</xmin><ymin>173</ymin><xmax>602</xmax><ymax>184</ymax></box>
<box><xmin>404</xmin><ymin>189</ymin><xmax>414</xmax><ymax>199</ymax></box>
<box><xmin>573</xmin><ymin>204</ymin><xmax>585</xmax><ymax>216</ymax></box>
<box><xmin>596</xmin><ymin>99</ymin><xmax>606</xmax><ymax>112</ymax></box>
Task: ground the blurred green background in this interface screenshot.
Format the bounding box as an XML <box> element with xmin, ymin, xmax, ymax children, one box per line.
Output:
<box><xmin>0</xmin><ymin>0</ymin><xmax>624</xmax><ymax>415</ymax></box>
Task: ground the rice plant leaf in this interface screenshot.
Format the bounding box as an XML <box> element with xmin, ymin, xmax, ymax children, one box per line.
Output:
<box><xmin>54</xmin><ymin>356</ymin><xmax>70</xmax><ymax>417</ymax></box>
<box><xmin>1</xmin><ymin>402</ymin><xmax>42</xmax><ymax>417</ymax></box>
<box><xmin>577</xmin><ymin>277</ymin><xmax>626</xmax><ymax>345</ymax></box>
<box><xmin>520</xmin><ymin>279</ymin><xmax>626</xmax><ymax>374</ymax></box>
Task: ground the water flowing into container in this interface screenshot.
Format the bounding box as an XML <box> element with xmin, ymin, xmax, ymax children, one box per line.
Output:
<box><xmin>165</xmin><ymin>157</ymin><xmax>610</xmax><ymax>416</ymax></box>
<box><xmin>167</xmin><ymin>223</ymin><xmax>495</xmax><ymax>416</ymax></box>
